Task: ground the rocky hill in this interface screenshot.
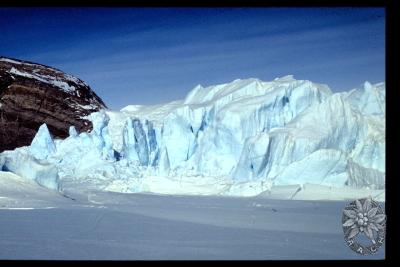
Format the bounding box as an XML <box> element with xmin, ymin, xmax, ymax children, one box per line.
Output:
<box><xmin>0</xmin><ymin>57</ymin><xmax>106</xmax><ymax>152</ymax></box>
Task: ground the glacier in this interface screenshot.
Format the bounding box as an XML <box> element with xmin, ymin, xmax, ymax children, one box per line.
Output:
<box><xmin>0</xmin><ymin>76</ymin><xmax>385</xmax><ymax>197</ymax></box>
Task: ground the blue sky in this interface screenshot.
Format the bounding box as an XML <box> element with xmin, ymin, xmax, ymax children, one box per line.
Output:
<box><xmin>0</xmin><ymin>8</ymin><xmax>385</xmax><ymax>109</ymax></box>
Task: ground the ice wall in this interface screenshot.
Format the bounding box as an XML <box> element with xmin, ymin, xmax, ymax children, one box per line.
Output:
<box><xmin>0</xmin><ymin>77</ymin><xmax>385</xmax><ymax>195</ymax></box>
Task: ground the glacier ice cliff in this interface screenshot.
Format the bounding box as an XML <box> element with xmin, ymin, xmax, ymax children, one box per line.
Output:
<box><xmin>0</xmin><ymin>76</ymin><xmax>385</xmax><ymax>196</ymax></box>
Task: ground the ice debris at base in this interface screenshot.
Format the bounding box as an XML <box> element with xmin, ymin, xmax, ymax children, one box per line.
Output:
<box><xmin>0</xmin><ymin>149</ymin><xmax>59</xmax><ymax>191</ymax></box>
<box><xmin>0</xmin><ymin>77</ymin><xmax>385</xmax><ymax>196</ymax></box>
<box><xmin>29</xmin><ymin>124</ymin><xmax>56</xmax><ymax>160</ymax></box>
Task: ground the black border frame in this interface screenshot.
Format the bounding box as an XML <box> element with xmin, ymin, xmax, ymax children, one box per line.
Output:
<box><xmin>0</xmin><ymin>0</ymin><xmax>398</xmax><ymax>265</ymax></box>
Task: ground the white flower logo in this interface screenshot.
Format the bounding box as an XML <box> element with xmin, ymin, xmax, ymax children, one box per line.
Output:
<box><xmin>342</xmin><ymin>197</ymin><xmax>386</xmax><ymax>244</ymax></box>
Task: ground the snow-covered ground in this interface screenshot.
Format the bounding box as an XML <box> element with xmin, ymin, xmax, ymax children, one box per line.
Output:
<box><xmin>0</xmin><ymin>171</ymin><xmax>384</xmax><ymax>260</ymax></box>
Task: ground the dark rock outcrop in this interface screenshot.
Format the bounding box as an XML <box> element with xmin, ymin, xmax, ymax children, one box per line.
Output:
<box><xmin>0</xmin><ymin>56</ymin><xmax>107</xmax><ymax>152</ymax></box>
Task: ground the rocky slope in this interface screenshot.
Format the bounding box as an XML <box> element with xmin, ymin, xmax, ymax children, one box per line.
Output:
<box><xmin>0</xmin><ymin>57</ymin><xmax>106</xmax><ymax>152</ymax></box>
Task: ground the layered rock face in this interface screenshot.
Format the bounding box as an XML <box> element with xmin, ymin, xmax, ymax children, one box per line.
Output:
<box><xmin>0</xmin><ymin>57</ymin><xmax>106</xmax><ymax>152</ymax></box>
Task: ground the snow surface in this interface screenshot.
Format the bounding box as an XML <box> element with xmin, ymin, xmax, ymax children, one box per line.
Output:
<box><xmin>0</xmin><ymin>171</ymin><xmax>385</xmax><ymax>260</ymax></box>
<box><xmin>8</xmin><ymin>67</ymin><xmax>77</xmax><ymax>92</ymax></box>
<box><xmin>1</xmin><ymin>57</ymin><xmax>89</xmax><ymax>88</ymax></box>
<box><xmin>0</xmin><ymin>58</ymin><xmax>24</xmax><ymax>65</ymax></box>
<box><xmin>0</xmin><ymin>76</ymin><xmax>385</xmax><ymax>198</ymax></box>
